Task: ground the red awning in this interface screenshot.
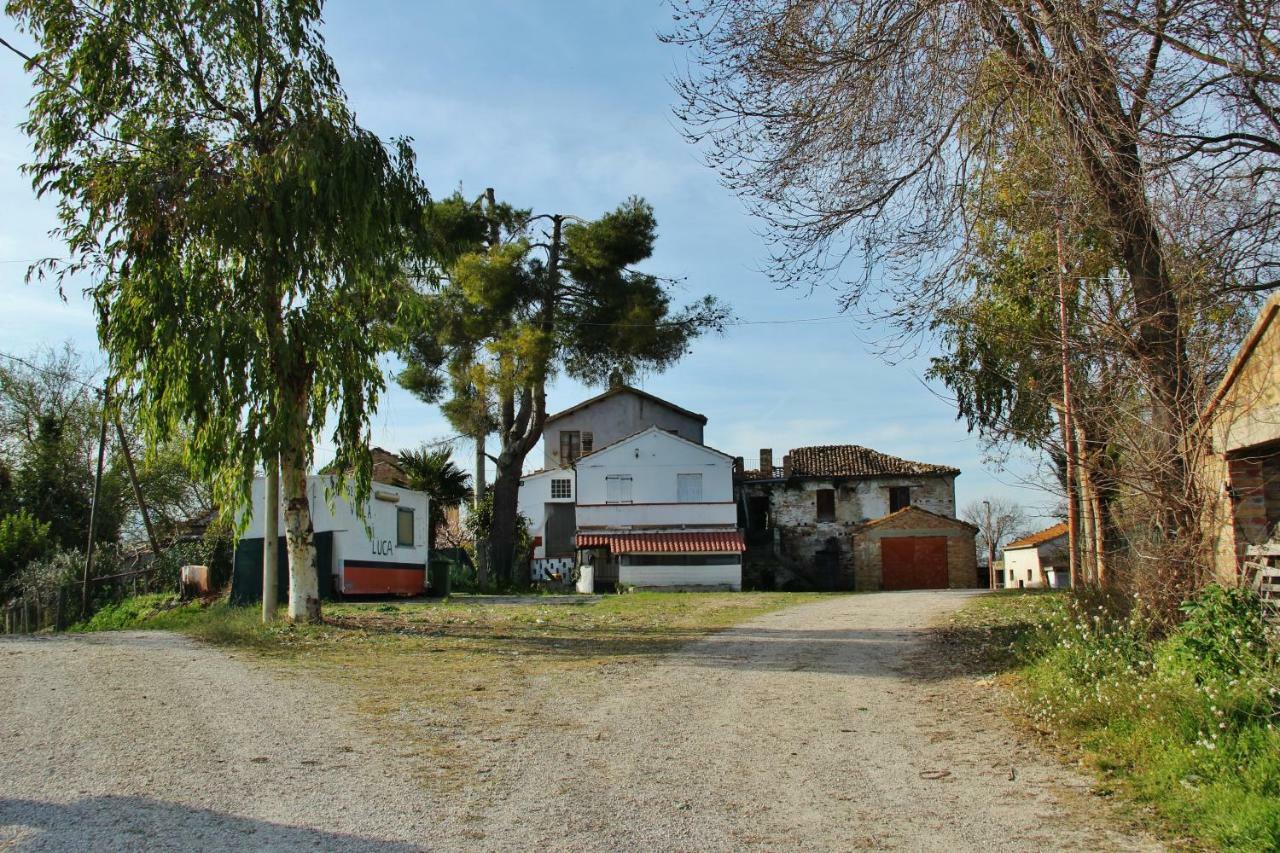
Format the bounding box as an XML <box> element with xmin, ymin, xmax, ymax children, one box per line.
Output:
<box><xmin>576</xmin><ymin>531</ymin><xmax>746</xmax><ymax>554</ymax></box>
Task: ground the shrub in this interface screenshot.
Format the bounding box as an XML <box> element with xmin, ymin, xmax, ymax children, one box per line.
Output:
<box><xmin>1166</xmin><ymin>584</ymin><xmax>1270</xmax><ymax>677</ymax></box>
<box><xmin>1008</xmin><ymin>584</ymin><xmax>1280</xmax><ymax>850</ymax></box>
<box><xmin>0</xmin><ymin>510</ymin><xmax>54</xmax><ymax>591</ymax></box>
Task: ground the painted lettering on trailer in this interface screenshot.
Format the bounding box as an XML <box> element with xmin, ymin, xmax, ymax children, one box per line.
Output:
<box><xmin>372</xmin><ymin>539</ymin><xmax>394</xmax><ymax>556</ymax></box>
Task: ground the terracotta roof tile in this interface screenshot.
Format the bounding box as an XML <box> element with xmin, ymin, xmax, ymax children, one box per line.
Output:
<box><xmin>1004</xmin><ymin>522</ymin><xmax>1069</xmax><ymax>550</ymax></box>
<box><xmin>786</xmin><ymin>445</ymin><xmax>959</xmax><ymax>478</ymax></box>
<box><xmin>576</xmin><ymin>530</ymin><xmax>746</xmax><ymax>554</ymax></box>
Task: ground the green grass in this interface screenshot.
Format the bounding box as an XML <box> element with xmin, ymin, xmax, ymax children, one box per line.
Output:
<box><xmin>76</xmin><ymin>590</ymin><xmax>833</xmax><ymax>720</ymax></box>
<box><xmin>948</xmin><ymin>589</ymin><xmax>1280</xmax><ymax>851</ymax></box>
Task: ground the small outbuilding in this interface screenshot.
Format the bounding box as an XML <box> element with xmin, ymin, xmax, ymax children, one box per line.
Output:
<box><xmin>851</xmin><ymin>506</ymin><xmax>979</xmax><ymax>590</ymax></box>
<box><xmin>1000</xmin><ymin>522</ymin><xmax>1070</xmax><ymax>589</ymax></box>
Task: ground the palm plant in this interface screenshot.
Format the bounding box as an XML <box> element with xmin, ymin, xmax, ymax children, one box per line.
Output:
<box><xmin>397</xmin><ymin>446</ymin><xmax>473</xmax><ymax>550</ymax></box>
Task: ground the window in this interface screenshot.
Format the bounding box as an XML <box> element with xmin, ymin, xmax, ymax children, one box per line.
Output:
<box><xmin>581</xmin><ymin>431</ymin><xmax>594</xmax><ymax>455</ymax></box>
<box><xmin>677</xmin><ymin>473</ymin><xmax>703</xmax><ymax>503</ymax></box>
<box><xmin>550</xmin><ymin>478</ymin><xmax>572</xmax><ymax>499</ymax></box>
<box><xmin>396</xmin><ymin>507</ymin><xmax>415</xmax><ymax>547</ymax></box>
<box><xmin>559</xmin><ymin>431</ymin><xmax>581</xmax><ymax>462</ymax></box>
<box><xmin>888</xmin><ymin>486</ymin><xmax>911</xmax><ymax>513</ymax></box>
<box><xmin>605</xmin><ymin>474</ymin><xmax>633</xmax><ymax>503</ymax></box>
<box><xmin>816</xmin><ymin>488</ymin><xmax>836</xmax><ymax>522</ymax></box>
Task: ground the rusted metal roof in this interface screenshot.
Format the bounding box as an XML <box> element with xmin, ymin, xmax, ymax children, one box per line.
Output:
<box><xmin>576</xmin><ymin>530</ymin><xmax>746</xmax><ymax>553</ymax></box>
<box><xmin>1004</xmin><ymin>522</ymin><xmax>1069</xmax><ymax>550</ymax></box>
<box><xmin>787</xmin><ymin>445</ymin><xmax>960</xmax><ymax>478</ymax></box>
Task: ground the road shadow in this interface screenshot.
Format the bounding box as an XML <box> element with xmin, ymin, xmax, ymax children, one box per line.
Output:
<box><xmin>0</xmin><ymin>795</ymin><xmax>423</xmax><ymax>852</ymax></box>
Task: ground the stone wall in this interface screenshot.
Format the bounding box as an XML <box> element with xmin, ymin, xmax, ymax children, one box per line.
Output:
<box><xmin>741</xmin><ymin>476</ymin><xmax>962</xmax><ymax>590</ymax></box>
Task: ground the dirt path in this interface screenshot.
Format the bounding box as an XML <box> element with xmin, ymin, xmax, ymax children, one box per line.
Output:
<box><xmin>0</xmin><ymin>592</ymin><xmax>1159</xmax><ymax>851</ymax></box>
<box><xmin>470</xmin><ymin>590</ymin><xmax>1159</xmax><ymax>851</ymax></box>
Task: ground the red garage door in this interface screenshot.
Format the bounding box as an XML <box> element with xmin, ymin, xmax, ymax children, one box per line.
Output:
<box><xmin>881</xmin><ymin>537</ymin><xmax>949</xmax><ymax>590</ymax></box>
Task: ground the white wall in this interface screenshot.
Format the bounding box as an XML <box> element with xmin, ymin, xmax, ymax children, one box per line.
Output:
<box><xmin>1003</xmin><ymin>538</ymin><xmax>1069</xmax><ymax>589</ymax></box>
<box><xmin>244</xmin><ymin>475</ymin><xmax>430</xmax><ymax>573</ymax></box>
<box><xmin>518</xmin><ymin>469</ymin><xmax>576</xmax><ymax>559</ymax></box>
<box><xmin>619</xmin><ymin>561</ymin><xmax>742</xmax><ymax>590</ymax></box>
<box><xmin>575</xmin><ymin>429</ymin><xmax>734</xmax><ymax>531</ymax></box>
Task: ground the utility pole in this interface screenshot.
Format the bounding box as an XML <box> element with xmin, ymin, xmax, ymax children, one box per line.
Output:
<box><xmin>81</xmin><ymin>385</ymin><xmax>110</xmax><ymax>618</ymax></box>
<box><xmin>984</xmin><ymin>499</ymin><xmax>996</xmax><ymax>590</ymax></box>
<box><xmin>262</xmin><ymin>454</ymin><xmax>279</xmax><ymax>623</ymax></box>
<box><xmin>1056</xmin><ymin>215</ymin><xmax>1080</xmax><ymax>589</ymax></box>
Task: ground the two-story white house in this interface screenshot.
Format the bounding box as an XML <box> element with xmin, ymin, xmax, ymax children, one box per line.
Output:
<box><xmin>574</xmin><ymin>426</ymin><xmax>743</xmax><ymax>590</ymax></box>
<box><xmin>519</xmin><ymin>384</ymin><xmax>743</xmax><ymax>590</ymax></box>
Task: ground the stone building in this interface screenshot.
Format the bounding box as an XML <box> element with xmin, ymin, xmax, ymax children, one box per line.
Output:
<box><xmin>736</xmin><ymin>444</ymin><xmax>976</xmax><ymax>590</ymax></box>
<box><xmin>1197</xmin><ymin>291</ymin><xmax>1280</xmax><ymax>581</ymax></box>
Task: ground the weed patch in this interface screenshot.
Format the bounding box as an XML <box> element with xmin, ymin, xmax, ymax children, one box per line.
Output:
<box><xmin>951</xmin><ymin>587</ymin><xmax>1280</xmax><ymax>850</ymax></box>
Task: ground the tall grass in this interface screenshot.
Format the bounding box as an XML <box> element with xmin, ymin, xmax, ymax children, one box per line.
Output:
<box><xmin>1006</xmin><ymin>586</ymin><xmax>1280</xmax><ymax>850</ymax></box>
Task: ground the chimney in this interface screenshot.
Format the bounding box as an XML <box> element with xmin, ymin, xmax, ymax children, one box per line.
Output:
<box><xmin>608</xmin><ymin>369</ymin><xmax>624</xmax><ymax>389</ymax></box>
<box><xmin>759</xmin><ymin>448</ymin><xmax>773</xmax><ymax>475</ymax></box>
<box><xmin>782</xmin><ymin>453</ymin><xmax>792</xmax><ymax>479</ymax></box>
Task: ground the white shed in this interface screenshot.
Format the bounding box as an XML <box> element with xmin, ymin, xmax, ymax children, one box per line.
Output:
<box><xmin>244</xmin><ymin>474</ymin><xmax>431</xmax><ymax>596</ymax></box>
<box><xmin>1001</xmin><ymin>522</ymin><xmax>1070</xmax><ymax>589</ymax></box>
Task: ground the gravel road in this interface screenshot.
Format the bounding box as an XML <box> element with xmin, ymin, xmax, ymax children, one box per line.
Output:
<box><xmin>0</xmin><ymin>591</ymin><xmax>1159</xmax><ymax>851</ymax></box>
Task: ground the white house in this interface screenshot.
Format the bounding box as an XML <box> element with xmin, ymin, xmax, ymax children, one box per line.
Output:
<box><xmin>1001</xmin><ymin>522</ymin><xmax>1070</xmax><ymax>589</ymax></box>
<box><xmin>520</xmin><ymin>426</ymin><xmax>744</xmax><ymax>590</ymax></box>
<box><xmin>243</xmin><ymin>474</ymin><xmax>431</xmax><ymax>596</ymax></box>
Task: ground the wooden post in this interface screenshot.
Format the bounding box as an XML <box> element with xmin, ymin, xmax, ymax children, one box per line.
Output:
<box><xmin>262</xmin><ymin>455</ymin><xmax>279</xmax><ymax>623</ymax></box>
<box><xmin>82</xmin><ymin>386</ymin><xmax>111</xmax><ymax>618</ymax></box>
<box><xmin>114</xmin><ymin>417</ymin><xmax>161</xmax><ymax>557</ymax></box>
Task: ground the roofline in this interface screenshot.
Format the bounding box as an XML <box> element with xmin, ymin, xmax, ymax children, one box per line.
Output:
<box><xmin>545</xmin><ymin>385</ymin><xmax>709</xmax><ymax>426</ymax></box>
<box><xmin>858</xmin><ymin>505</ymin><xmax>979</xmax><ymax>532</ymax></box>
<box><xmin>1198</xmin><ymin>291</ymin><xmax>1280</xmax><ymax>433</ymax></box>
<box><xmin>1003</xmin><ymin>522</ymin><xmax>1069</xmax><ymax>550</ymax></box>
<box><xmin>576</xmin><ymin>425</ymin><xmax>735</xmax><ymax>463</ymax></box>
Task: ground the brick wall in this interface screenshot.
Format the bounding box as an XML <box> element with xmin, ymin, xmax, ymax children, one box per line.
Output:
<box><xmin>851</xmin><ymin>507</ymin><xmax>978</xmax><ymax>590</ymax></box>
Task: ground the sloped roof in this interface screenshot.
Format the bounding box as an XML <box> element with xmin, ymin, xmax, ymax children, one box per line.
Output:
<box><xmin>859</xmin><ymin>505</ymin><xmax>978</xmax><ymax>532</ymax></box>
<box><xmin>545</xmin><ymin>385</ymin><xmax>708</xmax><ymax>426</ymax></box>
<box><xmin>576</xmin><ymin>530</ymin><xmax>746</xmax><ymax>554</ymax></box>
<box><xmin>787</xmin><ymin>445</ymin><xmax>960</xmax><ymax>479</ymax></box>
<box><xmin>1200</xmin><ymin>292</ymin><xmax>1280</xmax><ymax>425</ymax></box>
<box><xmin>1004</xmin><ymin>522</ymin><xmax>1069</xmax><ymax>550</ymax></box>
<box><xmin>578</xmin><ymin>425</ymin><xmax>734</xmax><ymax>463</ymax></box>
<box><xmin>320</xmin><ymin>446</ymin><xmax>411</xmax><ymax>488</ymax></box>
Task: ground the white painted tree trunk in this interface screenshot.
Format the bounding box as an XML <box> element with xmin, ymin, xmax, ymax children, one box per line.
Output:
<box><xmin>281</xmin><ymin>449</ymin><xmax>320</xmax><ymax>623</ymax></box>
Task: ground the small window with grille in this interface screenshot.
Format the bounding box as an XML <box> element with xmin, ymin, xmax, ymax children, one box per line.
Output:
<box><xmin>551</xmin><ymin>478</ymin><xmax>572</xmax><ymax>499</ymax></box>
<box><xmin>581</xmin><ymin>431</ymin><xmax>594</xmax><ymax>454</ymax></box>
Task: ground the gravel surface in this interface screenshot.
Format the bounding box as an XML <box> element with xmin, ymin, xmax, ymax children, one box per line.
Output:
<box><xmin>0</xmin><ymin>591</ymin><xmax>1161</xmax><ymax>851</ymax></box>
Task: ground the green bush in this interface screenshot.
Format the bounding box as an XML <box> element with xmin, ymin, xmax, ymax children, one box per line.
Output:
<box><xmin>1010</xmin><ymin>585</ymin><xmax>1280</xmax><ymax>850</ymax></box>
<box><xmin>0</xmin><ymin>510</ymin><xmax>54</xmax><ymax>591</ymax></box>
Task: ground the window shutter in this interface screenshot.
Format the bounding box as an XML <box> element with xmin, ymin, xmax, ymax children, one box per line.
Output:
<box><xmin>677</xmin><ymin>473</ymin><xmax>703</xmax><ymax>503</ymax></box>
<box><xmin>606</xmin><ymin>474</ymin><xmax>633</xmax><ymax>503</ymax></box>
<box><xmin>581</xmin><ymin>431</ymin><xmax>594</xmax><ymax>454</ymax></box>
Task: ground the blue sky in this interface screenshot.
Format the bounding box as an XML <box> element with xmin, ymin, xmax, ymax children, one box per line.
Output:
<box><xmin>0</xmin><ymin>1</ymin><xmax>1056</xmax><ymax>521</ymax></box>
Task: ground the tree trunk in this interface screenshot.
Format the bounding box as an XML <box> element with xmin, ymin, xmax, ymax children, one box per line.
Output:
<box><xmin>279</xmin><ymin>375</ymin><xmax>319</xmax><ymax>622</ymax></box>
<box><xmin>281</xmin><ymin>443</ymin><xmax>319</xmax><ymax>622</ymax></box>
<box><xmin>486</xmin><ymin>458</ymin><xmax>523</xmax><ymax>587</ymax></box>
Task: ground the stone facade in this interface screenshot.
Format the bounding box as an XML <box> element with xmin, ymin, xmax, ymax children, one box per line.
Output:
<box><xmin>1197</xmin><ymin>292</ymin><xmax>1280</xmax><ymax>581</ymax></box>
<box><xmin>737</xmin><ymin>443</ymin><xmax>967</xmax><ymax>590</ymax></box>
<box><xmin>851</xmin><ymin>506</ymin><xmax>978</xmax><ymax>590</ymax></box>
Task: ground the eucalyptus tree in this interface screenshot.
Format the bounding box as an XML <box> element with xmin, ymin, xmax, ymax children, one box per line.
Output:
<box><xmin>9</xmin><ymin>0</ymin><xmax>432</xmax><ymax>621</ymax></box>
<box><xmin>399</xmin><ymin>192</ymin><xmax>728</xmax><ymax>585</ymax></box>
